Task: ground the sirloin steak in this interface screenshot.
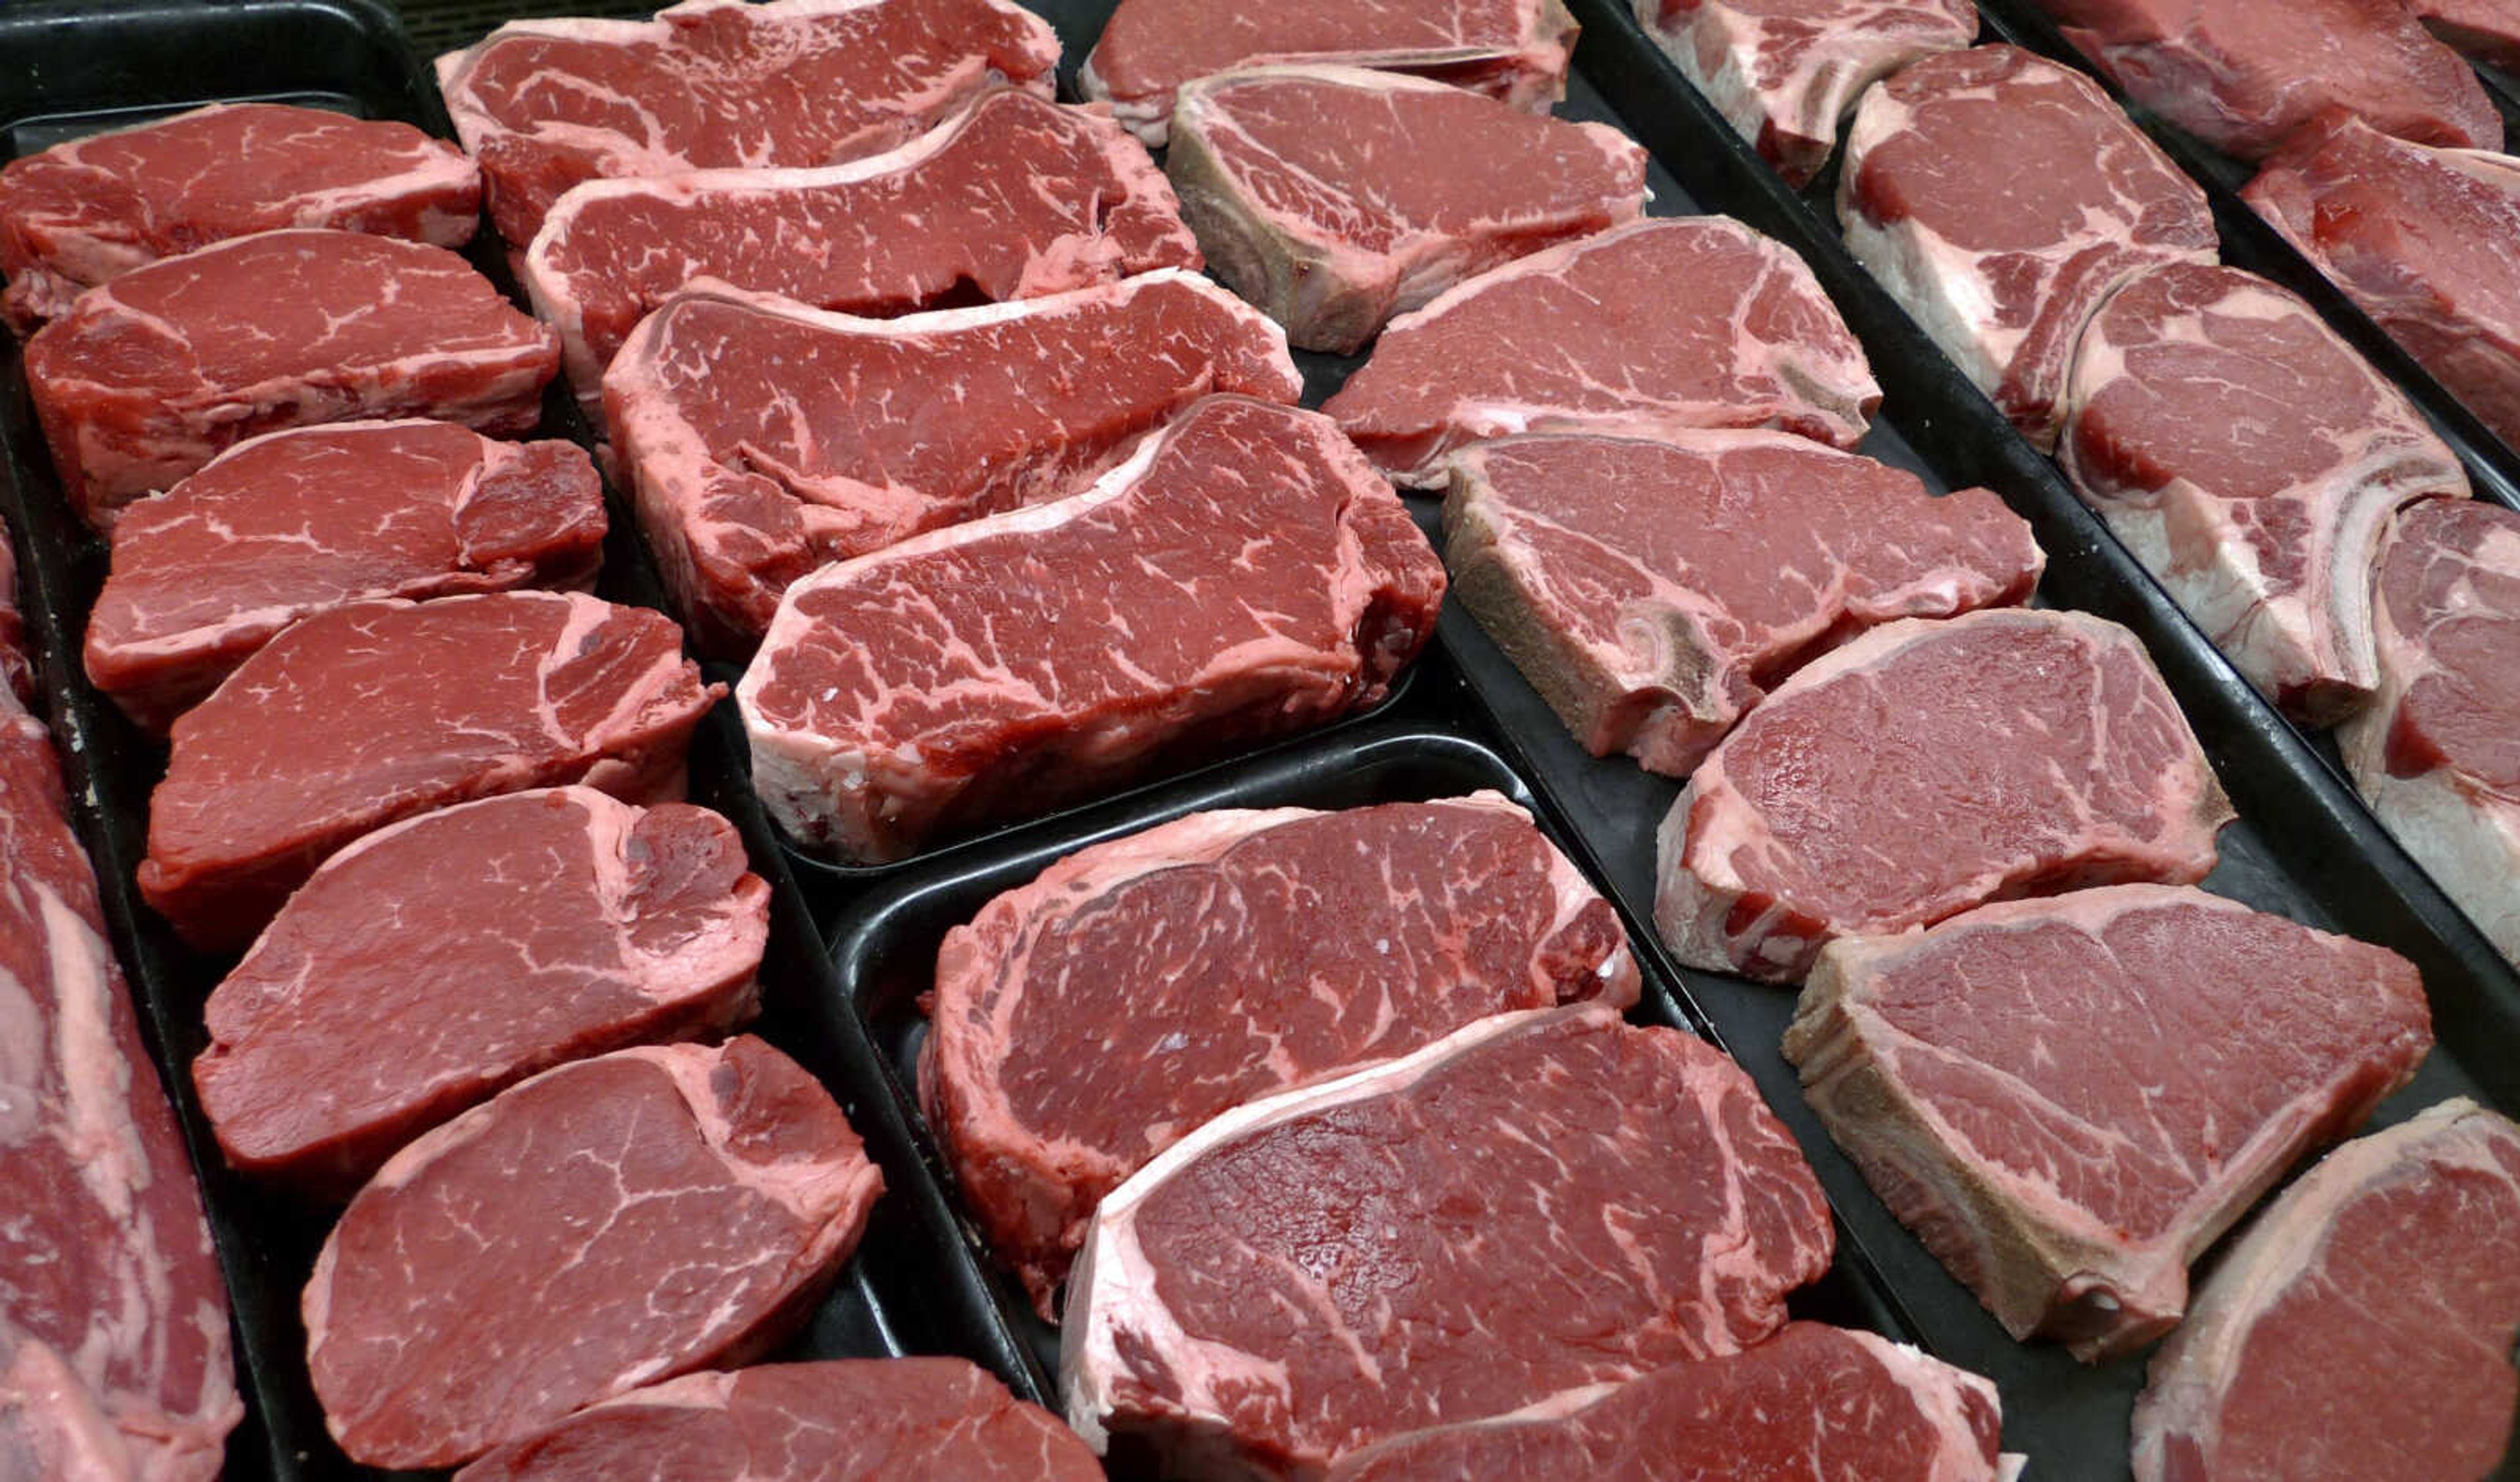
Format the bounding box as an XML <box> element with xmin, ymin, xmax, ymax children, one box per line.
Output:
<box><xmin>2414</xmin><ymin>0</ymin><xmax>2520</xmax><ymax>68</ymax></box>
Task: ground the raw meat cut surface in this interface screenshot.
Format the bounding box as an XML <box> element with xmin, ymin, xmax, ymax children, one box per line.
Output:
<box><xmin>1655</xmin><ymin>606</ymin><xmax>2231</xmax><ymax>981</ymax></box>
<box><xmin>24</xmin><ymin>228</ymin><xmax>558</xmax><ymax>528</ymax></box>
<box><xmin>194</xmin><ymin>787</ymin><xmax>769</xmax><ymax>1194</ymax></box>
<box><xmin>923</xmin><ymin>792</ymin><xmax>1640</xmax><ymax>1311</ymax></box>
<box><xmin>2131</xmin><ymin>1099</ymin><xmax>2520</xmax><ymax>1482</ymax></box>
<box><xmin>85</xmin><ymin>421</ymin><xmax>606</xmax><ymax>731</ymax></box>
<box><xmin>2414</xmin><ymin>0</ymin><xmax>2520</xmax><ymax>69</ymax></box>
<box><xmin>524</xmin><ymin>89</ymin><xmax>1199</xmax><ymax>404</ymax></box>
<box><xmin>1166</xmin><ymin>66</ymin><xmax>1648</xmax><ymax>353</ymax></box>
<box><xmin>1784</xmin><ymin>884</ymin><xmax>2432</xmax><ymax>1360</ymax></box>
<box><xmin>1444</xmin><ymin>430</ymin><xmax>2043</xmax><ymax>775</ymax></box>
<box><xmin>437</xmin><ymin>0</ymin><xmax>1060</xmax><ymax>245</ymax></box>
<box><xmin>740</xmin><ymin>396</ymin><xmax>1443</xmax><ymax>862</ymax></box>
<box><xmin>1634</xmin><ymin>0</ymin><xmax>1978</xmax><ymax>188</ymax></box>
<box><xmin>2061</xmin><ymin>262</ymin><xmax>2469</xmax><ymax>725</ymax></box>
<box><xmin>605</xmin><ymin>271</ymin><xmax>1298</xmax><ymax>654</ymax></box>
<box><xmin>1326</xmin><ymin>217</ymin><xmax>1880</xmax><ymax>486</ymax></box>
<box><xmin>1838</xmin><ymin>44</ymin><xmax>2216</xmax><ymax>451</ymax></box>
<box><xmin>139</xmin><ymin>591</ymin><xmax>718</xmax><ymax>953</ymax></box>
<box><xmin>304</xmin><ymin>1037</ymin><xmax>883</xmax><ymax>1470</ymax></box>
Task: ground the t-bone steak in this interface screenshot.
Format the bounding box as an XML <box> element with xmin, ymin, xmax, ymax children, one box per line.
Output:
<box><xmin>1166</xmin><ymin>64</ymin><xmax>1647</xmax><ymax>353</ymax></box>
<box><xmin>1838</xmin><ymin>44</ymin><xmax>2216</xmax><ymax>451</ymax></box>
<box><xmin>1784</xmin><ymin>883</ymin><xmax>2433</xmax><ymax>1360</ymax></box>
<box><xmin>1444</xmin><ymin>429</ymin><xmax>2044</xmax><ymax>776</ymax></box>
<box><xmin>1324</xmin><ymin>216</ymin><xmax>1881</xmax><ymax>486</ymax></box>
<box><xmin>1062</xmin><ymin>1002</ymin><xmax>1835</xmax><ymax>1478</ymax></box>
<box><xmin>740</xmin><ymin>395</ymin><xmax>1444</xmax><ymax>863</ymax></box>
<box><xmin>2414</xmin><ymin>0</ymin><xmax>2520</xmax><ymax>68</ymax></box>
<box><xmin>1654</xmin><ymin>606</ymin><xmax>2232</xmax><ymax>981</ymax></box>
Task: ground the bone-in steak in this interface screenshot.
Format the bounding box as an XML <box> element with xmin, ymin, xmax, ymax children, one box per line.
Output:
<box><xmin>2414</xmin><ymin>0</ymin><xmax>2520</xmax><ymax>68</ymax></box>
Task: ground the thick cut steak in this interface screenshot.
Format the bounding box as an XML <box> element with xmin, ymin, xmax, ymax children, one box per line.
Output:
<box><xmin>139</xmin><ymin>591</ymin><xmax>719</xmax><ymax>952</ymax></box>
<box><xmin>1325</xmin><ymin>217</ymin><xmax>1880</xmax><ymax>486</ymax></box>
<box><xmin>24</xmin><ymin>228</ymin><xmax>558</xmax><ymax>528</ymax></box>
<box><xmin>2414</xmin><ymin>0</ymin><xmax>2520</xmax><ymax>68</ymax></box>
<box><xmin>194</xmin><ymin>787</ymin><xmax>769</xmax><ymax>1194</ymax></box>
<box><xmin>437</xmin><ymin>0</ymin><xmax>1060</xmax><ymax>245</ymax></box>
<box><xmin>86</xmin><ymin>421</ymin><xmax>606</xmax><ymax>731</ymax></box>
<box><xmin>2132</xmin><ymin>1099</ymin><xmax>2520</xmax><ymax>1482</ymax></box>
<box><xmin>1166</xmin><ymin>65</ymin><xmax>1647</xmax><ymax>353</ymax></box>
<box><xmin>1838</xmin><ymin>45</ymin><xmax>2216</xmax><ymax>451</ymax></box>
<box><xmin>1784</xmin><ymin>884</ymin><xmax>2432</xmax><ymax>1360</ymax></box>
<box><xmin>1444</xmin><ymin>430</ymin><xmax>2043</xmax><ymax>776</ymax></box>
<box><xmin>304</xmin><ymin>1037</ymin><xmax>883</xmax><ymax>1470</ymax></box>
<box><xmin>1656</xmin><ymin>607</ymin><xmax>2231</xmax><ymax>981</ymax></box>
<box><xmin>923</xmin><ymin>792</ymin><xmax>1640</xmax><ymax>1311</ymax></box>
<box><xmin>606</xmin><ymin>271</ymin><xmax>1298</xmax><ymax>654</ymax></box>
<box><xmin>0</xmin><ymin>102</ymin><xmax>479</xmax><ymax>333</ymax></box>
<box><xmin>740</xmin><ymin>396</ymin><xmax>1443</xmax><ymax>863</ymax></box>
<box><xmin>2061</xmin><ymin>263</ymin><xmax>2469</xmax><ymax>725</ymax></box>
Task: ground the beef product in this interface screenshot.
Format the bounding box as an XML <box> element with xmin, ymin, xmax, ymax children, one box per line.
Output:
<box><xmin>139</xmin><ymin>591</ymin><xmax>717</xmax><ymax>952</ymax></box>
<box><xmin>437</xmin><ymin>0</ymin><xmax>1060</xmax><ymax>245</ymax></box>
<box><xmin>1166</xmin><ymin>65</ymin><xmax>1648</xmax><ymax>353</ymax></box>
<box><xmin>1655</xmin><ymin>607</ymin><xmax>2231</xmax><ymax>981</ymax></box>
<box><xmin>304</xmin><ymin>1037</ymin><xmax>882</xmax><ymax>1470</ymax></box>
<box><xmin>1325</xmin><ymin>217</ymin><xmax>1880</xmax><ymax>486</ymax></box>
<box><xmin>740</xmin><ymin>396</ymin><xmax>1443</xmax><ymax>862</ymax></box>
<box><xmin>2131</xmin><ymin>1099</ymin><xmax>2520</xmax><ymax>1481</ymax></box>
<box><xmin>1785</xmin><ymin>884</ymin><xmax>2433</xmax><ymax>1360</ymax></box>
<box><xmin>0</xmin><ymin>513</ymin><xmax>24</xmax><ymax>703</ymax></box>
<box><xmin>194</xmin><ymin>787</ymin><xmax>769</xmax><ymax>1194</ymax></box>
<box><xmin>925</xmin><ymin>792</ymin><xmax>1640</xmax><ymax>1311</ymax></box>
<box><xmin>524</xmin><ymin>90</ymin><xmax>1199</xmax><ymax>406</ymax></box>
<box><xmin>2026</xmin><ymin>0</ymin><xmax>2501</xmax><ymax>159</ymax></box>
<box><xmin>1633</xmin><ymin>0</ymin><xmax>1978</xmax><ymax>188</ymax></box>
<box><xmin>2061</xmin><ymin>263</ymin><xmax>2469</xmax><ymax>725</ymax></box>
<box><xmin>2340</xmin><ymin>498</ymin><xmax>2520</xmax><ymax>962</ymax></box>
<box><xmin>606</xmin><ymin>271</ymin><xmax>1299</xmax><ymax>654</ymax></box>
<box><xmin>1444</xmin><ymin>430</ymin><xmax>2043</xmax><ymax>776</ymax></box>
<box><xmin>1838</xmin><ymin>45</ymin><xmax>2216</xmax><ymax>451</ymax></box>
<box><xmin>85</xmin><ymin>421</ymin><xmax>606</xmax><ymax>731</ymax></box>
<box><xmin>2414</xmin><ymin>0</ymin><xmax>2520</xmax><ymax>69</ymax></box>
<box><xmin>24</xmin><ymin>228</ymin><xmax>558</xmax><ymax>529</ymax></box>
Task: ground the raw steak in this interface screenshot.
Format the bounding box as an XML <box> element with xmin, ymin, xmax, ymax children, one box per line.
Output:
<box><xmin>1838</xmin><ymin>44</ymin><xmax>2216</xmax><ymax>451</ymax></box>
<box><xmin>605</xmin><ymin>271</ymin><xmax>1299</xmax><ymax>654</ymax></box>
<box><xmin>2026</xmin><ymin>0</ymin><xmax>2502</xmax><ymax>159</ymax></box>
<box><xmin>0</xmin><ymin>101</ymin><xmax>479</xmax><ymax>333</ymax></box>
<box><xmin>2061</xmin><ymin>263</ymin><xmax>2470</xmax><ymax>725</ymax></box>
<box><xmin>739</xmin><ymin>396</ymin><xmax>1443</xmax><ymax>862</ymax></box>
<box><xmin>2131</xmin><ymin>1099</ymin><xmax>2520</xmax><ymax>1481</ymax></box>
<box><xmin>1633</xmin><ymin>0</ymin><xmax>1978</xmax><ymax>188</ymax></box>
<box><xmin>2340</xmin><ymin>498</ymin><xmax>2520</xmax><ymax>962</ymax></box>
<box><xmin>923</xmin><ymin>792</ymin><xmax>1641</xmax><ymax>1311</ymax></box>
<box><xmin>1083</xmin><ymin>0</ymin><xmax>1578</xmax><ymax>146</ymax></box>
<box><xmin>1654</xmin><ymin>607</ymin><xmax>2231</xmax><ymax>981</ymax></box>
<box><xmin>1784</xmin><ymin>884</ymin><xmax>2432</xmax><ymax>1360</ymax></box>
<box><xmin>138</xmin><ymin>591</ymin><xmax>718</xmax><ymax>953</ymax></box>
<box><xmin>1166</xmin><ymin>65</ymin><xmax>1647</xmax><ymax>353</ymax></box>
<box><xmin>24</xmin><ymin>228</ymin><xmax>558</xmax><ymax>528</ymax></box>
<box><xmin>523</xmin><ymin>89</ymin><xmax>1199</xmax><ymax>405</ymax></box>
<box><xmin>1324</xmin><ymin>217</ymin><xmax>1880</xmax><ymax>486</ymax></box>
<box><xmin>2244</xmin><ymin>115</ymin><xmax>2520</xmax><ymax>452</ymax></box>
<box><xmin>453</xmin><ymin>1359</ymin><xmax>1104</xmax><ymax>1482</ymax></box>
<box><xmin>303</xmin><ymin>1037</ymin><xmax>883</xmax><ymax>1470</ymax></box>
<box><xmin>1444</xmin><ymin>430</ymin><xmax>2043</xmax><ymax>776</ymax></box>
<box><xmin>0</xmin><ymin>687</ymin><xmax>240</xmax><ymax>1481</ymax></box>
<box><xmin>1062</xmin><ymin>1003</ymin><xmax>1835</xmax><ymax>1477</ymax></box>
<box><xmin>85</xmin><ymin>421</ymin><xmax>606</xmax><ymax>731</ymax></box>
<box><xmin>2414</xmin><ymin>0</ymin><xmax>2520</xmax><ymax>69</ymax></box>
<box><xmin>437</xmin><ymin>0</ymin><xmax>1060</xmax><ymax>245</ymax></box>
<box><xmin>194</xmin><ymin>787</ymin><xmax>770</xmax><ymax>1194</ymax></box>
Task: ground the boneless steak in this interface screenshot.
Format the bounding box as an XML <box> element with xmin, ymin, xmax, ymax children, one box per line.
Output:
<box><xmin>1655</xmin><ymin>607</ymin><xmax>2232</xmax><ymax>981</ymax></box>
<box><xmin>2414</xmin><ymin>0</ymin><xmax>2520</xmax><ymax>69</ymax></box>
<box><xmin>605</xmin><ymin>270</ymin><xmax>1299</xmax><ymax>653</ymax></box>
<box><xmin>1444</xmin><ymin>430</ymin><xmax>2043</xmax><ymax>776</ymax></box>
<box><xmin>1324</xmin><ymin>217</ymin><xmax>1881</xmax><ymax>486</ymax></box>
<box><xmin>1166</xmin><ymin>65</ymin><xmax>1647</xmax><ymax>353</ymax></box>
<box><xmin>1785</xmin><ymin>884</ymin><xmax>2432</xmax><ymax>1360</ymax></box>
<box><xmin>740</xmin><ymin>396</ymin><xmax>1443</xmax><ymax>863</ymax></box>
